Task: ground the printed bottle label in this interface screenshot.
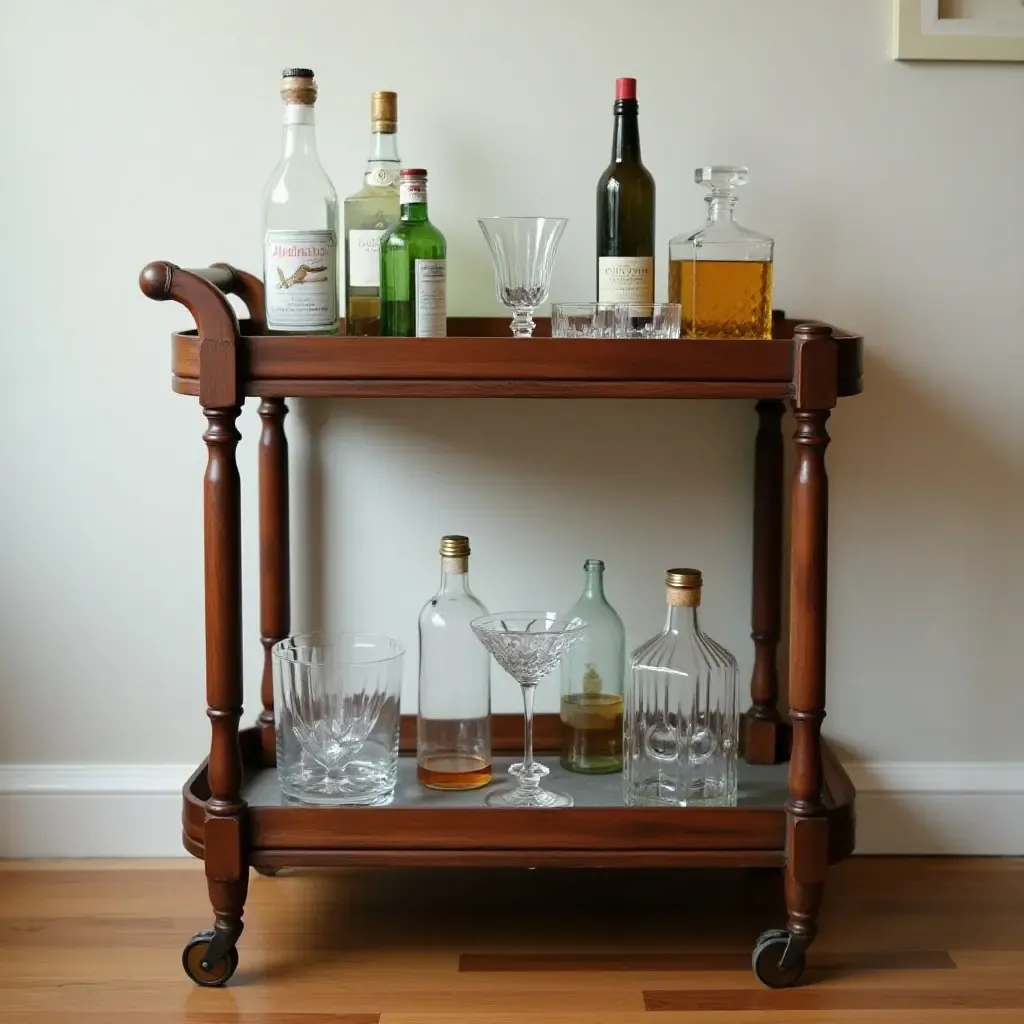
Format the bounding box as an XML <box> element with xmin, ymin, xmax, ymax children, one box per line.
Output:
<box><xmin>598</xmin><ymin>256</ymin><xmax>654</xmax><ymax>304</ymax></box>
<box><xmin>368</xmin><ymin>167</ymin><xmax>399</xmax><ymax>187</ymax></box>
<box><xmin>265</xmin><ymin>229</ymin><xmax>338</xmax><ymax>330</ymax></box>
<box><xmin>414</xmin><ymin>259</ymin><xmax>446</xmax><ymax>337</ymax></box>
<box><xmin>400</xmin><ymin>180</ymin><xmax>427</xmax><ymax>205</ymax></box>
<box><xmin>347</xmin><ymin>229</ymin><xmax>385</xmax><ymax>288</ymax></box>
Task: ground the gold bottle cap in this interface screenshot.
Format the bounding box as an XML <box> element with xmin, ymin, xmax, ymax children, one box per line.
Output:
<box><xmin>440</xmin><ymin>535</ymin><xmax>470</xmax><ymax>558</ymax></box>
<box><xmin>665</xmin><ymin>568</ymin><xmax>702</xmax><ymax>589</ymax></box>
<box><xmin>371</xmin><ymin>90</ymin><xmax>398</xmax><ymax>133</ymax></box>
<box><xmin>281</xmin><ymin>68</ymin><xmax>317</xmax><ymax>106</ymax></box>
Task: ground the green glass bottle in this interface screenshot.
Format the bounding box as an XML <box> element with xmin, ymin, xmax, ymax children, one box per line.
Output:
<box><xmin>380</xmin><ymin>168</ymin><xmax>447</xmax><ymax>337</ymax></box>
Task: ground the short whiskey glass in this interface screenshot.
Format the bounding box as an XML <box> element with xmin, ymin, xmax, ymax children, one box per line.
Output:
<box><xmin>470</xmin><ymin>612</ymin><xmax>586</xmax><ymax>807</ymax></box>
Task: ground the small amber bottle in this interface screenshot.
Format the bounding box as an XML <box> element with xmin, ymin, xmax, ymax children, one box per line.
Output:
<box><xmin>668</xmin><ymin>166</ymin><xmax>774</xmax><ymax>339</ymax></box>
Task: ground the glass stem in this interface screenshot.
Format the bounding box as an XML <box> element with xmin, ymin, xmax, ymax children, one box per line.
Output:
<box><xmin>520</xmin><ymin>683</ymin><xmax>536</xmax><ymax>780</ymax></box>
<box><xmin>511</xmin><ymin>308</ymin><xmax>535</xmax><ymax>338</ymax></box>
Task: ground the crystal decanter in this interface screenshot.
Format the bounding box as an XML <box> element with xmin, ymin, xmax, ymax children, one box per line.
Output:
<box><xmin>668</xmin><ymin>166</ymin><xmax>774</xmax><ymax>339</ymax></box>
<box><xmin>624</xmin><ymin>568</ymin><xmax>739</xmax><ymax>806</ymax></box>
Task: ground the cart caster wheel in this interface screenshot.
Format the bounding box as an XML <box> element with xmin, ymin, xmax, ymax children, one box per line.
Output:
<box><xmin>182</xmin><ymin>930</ymin><xmax>239</xmax><ymax>987</ymax></box>
<box><xmin>253</xmin><ymin>866</ymin><xmax>280</xmax><ymax>877</ymax></box>
<box><xmin>752</xmin><ymin>930</ymin><xmax>805</xmax><ymax>988</ymax></box>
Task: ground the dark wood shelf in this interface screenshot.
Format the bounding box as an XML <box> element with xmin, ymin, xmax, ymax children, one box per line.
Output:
<box><xmin>140</xmin><ymin>259</ymin><xmax>862</xmax><ymax>989</ymax></box>
<box><xmin>166</xmin><ymin>316</ymin><xmax>864</xmax><ymax>400</ymax></box>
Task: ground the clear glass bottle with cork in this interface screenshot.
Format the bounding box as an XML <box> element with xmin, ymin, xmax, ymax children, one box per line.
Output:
<box><xmin>261</xmin><ymin>68</ymin><xmax>339</xmax><ymax>335</ymax></box>
<box><xmin>417</xmin><ymin>535</ymin><xmax>492</xmax><ymax>790</ymax></box>
<box><xmin>624</xmin><ymin>568</ymin><xmax>739</xmax><ymax>806</ymax></box>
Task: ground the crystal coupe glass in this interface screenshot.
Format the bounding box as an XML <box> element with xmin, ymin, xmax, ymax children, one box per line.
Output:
<box><xmin>471</xmin><ymin>612</ymin><xmax>586</xmax><ymax>807</ymax></box>
<box><xmin>478</xmin><ymin>217</ymin><xmax>568</xmax><ymax>338</ymax></box>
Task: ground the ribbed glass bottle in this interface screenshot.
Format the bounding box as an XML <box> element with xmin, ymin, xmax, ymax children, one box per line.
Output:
<box><xmin>624</xmin><ymin>569</ymin><xmax>739</xmax><ymax>807</ymax></box>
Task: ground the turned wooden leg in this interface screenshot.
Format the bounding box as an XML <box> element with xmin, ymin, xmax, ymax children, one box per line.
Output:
<box><xmin>784</xmin><ymin>403</ymin><xmax>831</xmax><ymax>956</ymax></box>
<box><xmin>744</xmin><ymin>399</ymin><xmax>786</xmax><ymax>764</ymax></box>
<box><xmin>258</xmin><ymin>397</ymin><xmax>291</xmax><ymax>767</ymax></box>
<box><xmin>188</xmin><ymin>405</ymin><xmax>248</xmax><ymax>984</ymax></box>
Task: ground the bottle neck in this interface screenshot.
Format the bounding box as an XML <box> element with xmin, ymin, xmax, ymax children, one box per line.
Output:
<box><xmin>581</xmin><ymin>562</ymin><xmax>607</xmax><ymax>601</ymax></box>
<box><xmin>439</xmin><ymin>557</ymin><xmax>471</xmax><ymax>594</ymax></box>
<box><xmin>664</xmin><ymin>596</ymin><xmax>700</xmax><ymax>636</ymax></box>
<box><xmin>706</xmin><ymin>194</ymin><xmax>737</xmax><ymax>223</ymax></box>
<box><xmin>611</xmin><ymin>100</ymin><xmax>641</xmax><ymax>164</ymax></box>
<box><xmin>400</xmin><ymin>180</ymin><xmax>429</xmax><ymax>223</ymax></box>
<box><xmin>282</xmin><ymin>104</ymin><xmax>318</xmax><ymax>159</ymax></box>
<box><xmin>365</xmin><ymin>129</ymin><xmax>401</xmax><ymax>184</ymax></box>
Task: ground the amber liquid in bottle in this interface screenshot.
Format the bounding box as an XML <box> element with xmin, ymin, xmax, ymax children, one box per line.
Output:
<box><xmin>559</xmin><ymin>693</ymin><xmax>624</xmax><ymax>774</ymax></box>
<box><xmin>670</xmin><ymin>258</ymin><xmax>773</xmax><ymax>339</ymax></box>
<box><xmin>417</xmin><ymin>747</ymin><xmax>493</xmax><ymax>790</ymax></box>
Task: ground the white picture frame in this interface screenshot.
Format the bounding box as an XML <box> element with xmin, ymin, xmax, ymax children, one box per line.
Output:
<box><xmin>894</xmin><ymin>0</ymin><xmax>1024</xmax><ymax>60</ymax></box>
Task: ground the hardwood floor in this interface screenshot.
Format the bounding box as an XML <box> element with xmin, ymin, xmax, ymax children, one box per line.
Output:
<box><xmin>1</xmin><ymin>858</ymin><xmax>1022</xmax><ymax>1022</ymax></box>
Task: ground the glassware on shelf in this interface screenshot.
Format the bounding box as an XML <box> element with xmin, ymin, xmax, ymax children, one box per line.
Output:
<box><xmin>343</xmin><ymin>90</ymin><xmax>401</xmax><ymax>336</ymax></box>
<box><xmin>272</xmin><ymin>632</ymin><xmax>403</xmax><ymax>806</ymax></box>
<box><xmin>624</xmin><ymin>569</ymin><xmax>739</xmax><ymax>807</ymax></box>
<box><xmin>551</xmin><ymin>302</ymin><xmax>621</xmax><ymax>338</ymax></box>
<box><xmin>668</xmin><ymin>166</ymin><xmax>774</xmax><ymax>339</ymax></box>
<box><xmin>470</xmin><ymin>612</ymin><xmax>586</xmax><ymax>807</ymax></box>
<box><xmin>615</xmin><ymin>302</ymin><xmax>682</xmax><ymax>339</ymax></box>
<box><xmin>417</xmin><ymin>535</ymin><xmax>492</xmax><ymax>791</ymax></box>
<box><xmin>261</xmin><ymin>69</ymin><xmax>339</xmax><ymax>336</ymax></box>
<box><xmin>478</xmin><ymin>217</ymin><xmax>568</xmax><ymax>338</ymax></box>
<box><xmin>380</xmin><ymin>169</ymin><xmax>447</xmax><ymax>337</ymax></box>
<box><xmin>559</xmin><ymin>559</ymin><xmax>625</xmax><ymax>774</ymax></box>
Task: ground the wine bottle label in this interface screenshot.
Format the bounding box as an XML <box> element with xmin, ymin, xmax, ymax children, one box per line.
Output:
<box><xmin>347</xmin><ymin>229</ymin><xmax>385</xmax><ymax>288</ymax></box>
<box><xmin>265</xmin><ymin>229</ymin><xmax>338</xmax><ymax>330</ymax></box>
<box><xmin>598</xmin><ymin>256</ymin><xmax>654</xmax><ymax>304</ymax></box>
<box><xmin>414</xmin><ymin>259</ymin><xmax>446</xmax><ymax>337</ymax></box>
<box><xmin>400</xmin><ymin>179</ymin><xmax>427</xmax><ymax>204</ymax></box>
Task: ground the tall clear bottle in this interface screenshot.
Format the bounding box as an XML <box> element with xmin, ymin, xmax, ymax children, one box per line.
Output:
<box><xmin>261</xmin><ymin>69</ymin><xmax>339</xmax><ymax>335</ymax></box>
<box><xmin>343</xmin><ymin>91</ymin><xmax>401</xmax><ymax>336</ymax></box>
<box><xmin>417</xmin><ymin>535</ymin><xmax>492</xmax><ymax>790</ymax></box>
<box><xmin>559</xmin><ymin>559</ymin><xmax>625</xmax><ymax>774</ymax></box>
<box><xmin>624</xmin><ymin>569</ymin><xmax>739</xmax><ymax>806</ymax></box>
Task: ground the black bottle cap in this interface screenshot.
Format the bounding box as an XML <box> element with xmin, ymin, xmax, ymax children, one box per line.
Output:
<box><xmin>282</xmin><ymin>68</ymin><xmax>314</xmax><ymax>79</ymax></box>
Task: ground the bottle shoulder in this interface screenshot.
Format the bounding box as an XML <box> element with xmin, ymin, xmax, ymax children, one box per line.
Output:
<box><xmin>598</xmin><ymin>161</ymin><xmax>655</xmax><ymax>191</ymax></box>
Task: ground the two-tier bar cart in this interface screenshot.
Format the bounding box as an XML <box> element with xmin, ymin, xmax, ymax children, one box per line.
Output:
<box><xmin>139</xmin><ymin>260</ymin><xmax>863</xmax><ymax>989</ymax></box>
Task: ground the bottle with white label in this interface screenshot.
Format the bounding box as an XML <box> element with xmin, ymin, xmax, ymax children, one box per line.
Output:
<box><xmin>261</xmin><ymin>68</ymin><xmax>339</xmax><ymax>335</ymax></box>
<box><xmin>596</xmin><ymin>77</ymin><xmax>655</xmax><ymax>306</ymax></box>
<box><xmin>343</xmin><ymin>91</ymin><xmax>401</xmax><ymax>336</ymax></box>
<box><xmin>380</xmin><ymin>169</ymin><xmax>447</xmax><ymax>338</ymax></box>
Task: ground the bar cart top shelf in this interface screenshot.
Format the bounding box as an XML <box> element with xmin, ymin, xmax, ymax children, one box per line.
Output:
<box><xmin>140</xmin><ymin>261</ymin><xmax>863</xmax><ymax>402</ymax></box>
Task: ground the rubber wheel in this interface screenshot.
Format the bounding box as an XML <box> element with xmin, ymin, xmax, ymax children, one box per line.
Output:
<box><xmin>182</xmin><ymin>930</ymin><xmax>239</xmax><ymax>987</ymax></box>
<box><xmin>752</xmin><ymin>931</ymin><xmax>805</xmax><ymax>988</ymax></box>
<box><xmin>253</xmin><ymin>865</ymin><xmax>281</xmax><ymax>877</ymax></box>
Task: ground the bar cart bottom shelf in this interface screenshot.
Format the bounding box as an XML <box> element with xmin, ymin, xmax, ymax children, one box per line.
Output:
<box><xmin>179</xmin><ymin>720</ymin><xmax>855</xmax><ymax>989</ymax></box>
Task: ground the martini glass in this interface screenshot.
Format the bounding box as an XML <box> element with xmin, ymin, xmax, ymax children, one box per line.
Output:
<box><xmin>478</xmin><ymin>217</ymin><xmax>568</xmax><ymax>338</ymax></box>
<box><xmin>471</xmin><ymin>612</ymin><xmax>586</xmax><ymax>807</ymax></box>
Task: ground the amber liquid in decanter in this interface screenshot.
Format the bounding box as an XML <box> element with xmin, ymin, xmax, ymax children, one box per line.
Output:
<box><xmin>417</xmin><ymin>749</ymin><xmax>493</xmax><ymax>790</ymax></box>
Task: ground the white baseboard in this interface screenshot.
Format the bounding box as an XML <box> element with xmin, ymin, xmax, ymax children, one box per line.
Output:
<box><xmin>0</xmin><ymin>761</ymin><xmax>1021</xmax><ymax>858</ymax></box>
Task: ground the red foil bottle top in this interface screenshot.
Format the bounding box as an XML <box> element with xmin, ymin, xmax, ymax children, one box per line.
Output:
<box><xmin>401</xmin><ymin>167</ymin><xmax>428</xmax><ymax>178</ymax></box>
<box><xmin>616</xmin><ymin>77</ymin><xmax>637</xmax><ymax>101</ymax></box>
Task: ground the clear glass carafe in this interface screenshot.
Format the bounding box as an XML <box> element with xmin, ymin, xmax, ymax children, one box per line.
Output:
<box><xmin>624</xmin><ymin>569</ymin><xmax>739</xmax><ymax>806</ymax></box>
<box><xmin>559</xmin><ymin>559</ymin><xmax>625</xmax><ymax>774</ymax></box>
<box><xmin>668</xmin><ymin>166</ymin><xmax>773</xmax><ymax>339</ymax></box>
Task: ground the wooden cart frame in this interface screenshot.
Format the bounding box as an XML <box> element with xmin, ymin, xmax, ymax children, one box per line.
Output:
<box><xmin>140</xmin><ymin>260</ymin><xmax>862</xmax><ymax>989</ymax></box>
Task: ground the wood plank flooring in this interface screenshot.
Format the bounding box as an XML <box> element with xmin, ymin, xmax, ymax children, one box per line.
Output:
<box><xmin>0</xmin><ymin>858</ymin><xmax>1022</xmax><ymax>1022</ymax></box>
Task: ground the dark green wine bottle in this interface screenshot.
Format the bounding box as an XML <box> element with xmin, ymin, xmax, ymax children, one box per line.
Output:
<box><xmin>380</xmin><ymin>169</ymin><xmax>447</xmax><ymax>337</ymax></box>
<box><xmin>596</xmin><ymin>77</ymin><xmax>655</xmax><ymax>304</ymax></box>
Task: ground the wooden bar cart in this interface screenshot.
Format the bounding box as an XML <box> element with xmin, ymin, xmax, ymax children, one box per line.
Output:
<box><xmin>139</xmin><ymin>260</ymin><xmax>862</xmax><ymax>990</ymax></box>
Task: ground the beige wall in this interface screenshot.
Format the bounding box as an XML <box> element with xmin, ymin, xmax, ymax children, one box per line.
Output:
<box><xmin>1</xmin><ymin>0</ymin><xmax>1021</xmax><ymax>777</ymax></box>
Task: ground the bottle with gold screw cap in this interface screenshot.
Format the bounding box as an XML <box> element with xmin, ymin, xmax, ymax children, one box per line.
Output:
<box><xmin>343</xmin><ymin>90</ymin><xmax>401</xmax><ymax>336</ymax></box>
<box><xmin>417</xmin><ymin>535</ymin><xmax>492</xmax><ymax>790</ymax></box>
<box><xmin>624</xmin><ymin>569</ymin><xmax>738</xmax><ymax>806</ymax></box>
